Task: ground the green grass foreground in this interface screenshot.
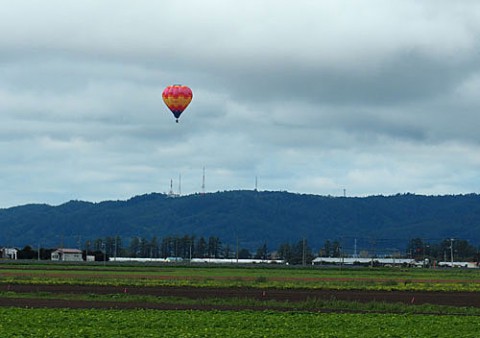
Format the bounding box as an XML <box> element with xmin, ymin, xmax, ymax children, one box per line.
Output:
<box><xmin>1</xmin><ymin>262</ymin><xmax>480</xmax><ymax>291</ymax></box>
<box><xmin>0</xmin><ymin>307</ymin><xmax>479</xmax><ymax>337</ymax></box>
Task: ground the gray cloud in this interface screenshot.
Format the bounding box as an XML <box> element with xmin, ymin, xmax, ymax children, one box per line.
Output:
<box><xmin>1</xmin><ymin>1</ymin><xmax>480</xmax><ymax>207</ymax></box>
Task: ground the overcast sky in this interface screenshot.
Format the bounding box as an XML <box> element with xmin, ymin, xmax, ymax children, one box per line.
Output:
<box><xmin>1</xmin><ymin>1</ymin><xmax>480</xmax><ymax>208</ymax></box>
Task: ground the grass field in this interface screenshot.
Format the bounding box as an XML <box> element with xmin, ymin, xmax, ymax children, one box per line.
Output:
<box><xmin>1</xmin><ymin>262</ymin><xmax>480</xmax><ymax>291</ymax></box>
<box><xmin>1</xmin><ymin>262</ymin><xmax>480</xmax><ymax>337</ymax></box>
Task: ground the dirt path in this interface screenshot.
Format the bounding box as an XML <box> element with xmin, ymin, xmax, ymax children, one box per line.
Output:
<box><xmin>1</xmin><ymin>284</ymin><xmax>480</xmax><ymax>310</ymax></box>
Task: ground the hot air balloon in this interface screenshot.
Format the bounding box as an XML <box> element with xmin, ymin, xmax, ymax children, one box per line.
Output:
<box><xmin>162</xmin><ymin>85</ymin><xmax>193</xmax><ymax>122</ymax></box>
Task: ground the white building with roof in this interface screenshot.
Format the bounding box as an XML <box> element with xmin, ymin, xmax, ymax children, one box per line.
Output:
<box><xmin>51</xmin><ymin>248</ymin><xmax>83</xmax><ymax>262</ymax></box>
<box><xmin>0</xmin><ymin>248</ymin><xmax>18</xmax><ymax>260</ymax></box>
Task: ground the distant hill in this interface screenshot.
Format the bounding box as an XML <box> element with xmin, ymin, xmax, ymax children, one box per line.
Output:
<box><xmin>1</xmin><ymin>191</ymin><xmax>480</xmax><ymax>253</ymax></box>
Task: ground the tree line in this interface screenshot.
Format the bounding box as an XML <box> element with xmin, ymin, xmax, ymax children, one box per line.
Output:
<box><xmin>13</xmin><ymin>235</ymin><xmax>479</xmax><ymax>264</ymax></box>
<box><xmin>13</xmin><ymin>235</ymin><xmax>316</xmax><ymax>264</ymax></box>
<box><xmin>406</xmin><ymin>237</ymin><xmax>479</xmax><ymax>262</ymax></box>
<box><xmin>316</xmin><ymin>237</ymin><xmax>479</xmax><ymax>262</ymax></box>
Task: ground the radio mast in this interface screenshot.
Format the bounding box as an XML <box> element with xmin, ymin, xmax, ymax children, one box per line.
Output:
<box><xmin>178</xmin><ymin>173</ymin><xmax>181</xmax><ymax>196</ymax></box>
<box><xmin>168</xmin><ymin>179</ymin><xmax>174</xmax><ymax>196</ymax></box>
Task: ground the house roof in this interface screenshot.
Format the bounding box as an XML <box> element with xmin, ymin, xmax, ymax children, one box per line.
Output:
<box><xmin>53</xmin><ymin>248</ymin><xmax>82</xmax><ymax>254</ymax></box>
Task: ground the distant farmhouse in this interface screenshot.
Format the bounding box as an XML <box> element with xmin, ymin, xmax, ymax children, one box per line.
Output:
<box><xmin>51</xmin><ymin>248</ymin><xmax>83</xmax><ymax>262</ymax></box>
<box><xmin>0</xmin><ymin>248</ymin><xmax>18</xmax><ymax>260</ymax></box>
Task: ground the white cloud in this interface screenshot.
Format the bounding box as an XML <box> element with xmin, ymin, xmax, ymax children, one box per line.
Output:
<box><xmin>1</xmin><ymin>1</ymin><xmax>480</xmax><ymax>207</ymax></box>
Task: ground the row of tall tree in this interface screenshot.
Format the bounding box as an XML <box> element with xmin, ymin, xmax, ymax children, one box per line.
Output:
<box><xmin>13</xmin><ymin>236</ymin><xmax>479</xmax><ymax>264</ymax></box>
<box><xmin>406</xmin><ymin>238</ymin><xmax>479</xmax><ymax>261</ymax></box>
<box><xmin>86</xmin><ymin>235</ymin><xmax>238</xmax><ymax>260</ymax></box>
<box><xmin>316</xmin><ymin>237</ymin><xmax>479</xmax><ymax>261</ymax></box>
<box><xmin>14</xmin><ymin>236</ymin><xmax>316</xmax><ymax>264</ymax></box>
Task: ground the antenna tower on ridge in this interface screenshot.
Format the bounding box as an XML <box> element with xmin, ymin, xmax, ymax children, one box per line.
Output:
<box><xmin>178</xmin><ymin>173</ymin><xmax>181</xmax><ymax>196</ymax></box>
<box><xmin>201</xmin><ymin>167</ymin><xmax>205</xmax><ymax>194</ymax></box>
<box><xmin>168</xmin><ymin>179</ymin><xmax>174</xmax><ymax>196</ymax></box>
<box><xmin>168</xmin><ymin>178</ymin><xmax>180</xmax><ymax>198</ymax></box>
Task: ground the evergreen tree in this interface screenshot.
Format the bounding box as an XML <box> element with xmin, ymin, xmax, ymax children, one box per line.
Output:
<box><xmin>323</xmin><ymin>240</ymin><xmax>332</xmax><ymax>257</ymax></box>
<box><xmin>406</xmin><ymin>238</ymin><xmax>425</xmax><ymax>259</ymax></box>
<box><xmin>150</xmin><ymin>236</ymin><xmax>159</xmax><ymax>258</ymax></box>
<box><xmin>113</xmin><ymin>235</ymin><xmax>123</xmax><ymax>257</ymax></box>
<box><xmin>195</xmin><ymin>237</ymin><xmax>207</xmax><ymax>258</ymax></box>
<box><xmin>277</xmin><ymin>243</ymin><xmax>292</xmax><ymax>262</ymax></box>
<box><xmin>255</xmin><ymin>242</ymin><xmax>268</xmax><ymax>260</ymax></box>
<box><xmin>17</xmin><ymin>245</ymin><xmax>36</xmax><ymax>259</ymax></box>
<box><xmin>290</xmin><ymin>239</ymin><xmax>313</xmax><ymax>265</ymax></box>
<box><xmin>223</xmin><ymin>244</ymin><xmax>232</xmax><ymax>258</ymax></box>
<box><xmin>238</xmin><ymin>248</ymin><xmax>251</xmax><ymax>259</ymax></box>
<box><xmin>207</xmin><ymin>236</ymin><xmax>222</xmax><ymax>258</ymax></box>
<box><xmin>332</xmin><ymin>240</ymin><xmax>341</xmax><ymax>258</ymax></box>
<box><xmin>129</xmin><ymin>237</ymin><xmax>141</xmax><ymax>257</ymax></box>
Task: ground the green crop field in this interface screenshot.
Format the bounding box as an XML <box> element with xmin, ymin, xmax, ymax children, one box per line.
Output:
<box><xmin>1</xmin><ymin>262</ymin><xmax>480</xmax><ymax>291</ymax></box>
<box><xmin>1</xmin><ymin>262</ymin><xmax>480</xmax><ymax>337</ymax></box>
<box><xmin>0</xmin><ymin>307</ymin><xmax>479</xmax><ymax>337</ymax></box>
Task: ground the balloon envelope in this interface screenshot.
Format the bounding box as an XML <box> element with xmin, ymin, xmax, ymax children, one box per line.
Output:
<box><xmin>162</xmin><ymin>85</ymin><xmax>193</xmax><ymax>122</ymax></box>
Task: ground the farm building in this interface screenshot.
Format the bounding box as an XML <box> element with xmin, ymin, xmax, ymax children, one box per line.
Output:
<box><xmin>312</xmin><ymin>257</ymin><xmax>479</xmax><ymax>268</ymax></box>
<box><xmin>0</xmin><ymin>248</ymin><xmax>18</xmax><ymax>260</ymax></box>
<box><xmin>312</xmin><ymin>257</ymin><xmax>416</xmax><ymax>267</ymax></box>
<box><xmin>51</xmin><ymin>248</ymin><xmax>83</xmax><ymax>262</ymax></box>
<box><xmin>436</xmin><ymin>261</ymin><xmax>478</xmax><ymax>268</ymax></box>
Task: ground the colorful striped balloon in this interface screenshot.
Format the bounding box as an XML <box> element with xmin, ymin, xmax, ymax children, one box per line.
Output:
<box><xmin>162</xmin><ymin>85</ymin><xmax>193</xmax><ymax>122</ymax></box>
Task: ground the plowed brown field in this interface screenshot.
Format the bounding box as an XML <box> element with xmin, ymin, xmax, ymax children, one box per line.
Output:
<box><xmin>1</xmin><ymin>284</ymin><xmax>479</xmax><ymax>311</ymax></box>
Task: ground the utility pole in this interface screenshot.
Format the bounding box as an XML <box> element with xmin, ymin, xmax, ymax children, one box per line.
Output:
<box><xmin>236</xmin><ymin>235</ymin><xmax>239</xmax><ymax>263</ymax></box>
<box><xmin>102</xmin><ymin>242</ymin><xmax>106</xmax><ymax>266</ymax></box>
<box><xmin>302</xmin><ymin>237</ymin><xmax>306</xmax><ymax>266</ymax></box>
<box><xmin>189</xmin><ymin>240</ymin><xmax>192</xmax><ymax>263</ymax></box>
<box><xmin>450</xmin><ymin>238</ymin><xmax>454</xmax><ymax>267</ymax></box>
<box><xmin>114</xmin><ymin>236</ymin><xmax>117</xmax><ymax>262</ymax></box>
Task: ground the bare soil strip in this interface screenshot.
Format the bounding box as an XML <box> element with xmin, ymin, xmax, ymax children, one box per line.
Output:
<box><xmin>1</xmin><ymin>284</ymin><xmax>480</xmax><ymax>310</ymax></box>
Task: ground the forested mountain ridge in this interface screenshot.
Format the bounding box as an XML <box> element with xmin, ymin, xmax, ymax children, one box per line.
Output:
<box><xmin>1</xmin><ymin>191</ymin><xmax>480</xmax><ymax>253</ymax></box>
